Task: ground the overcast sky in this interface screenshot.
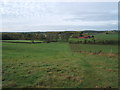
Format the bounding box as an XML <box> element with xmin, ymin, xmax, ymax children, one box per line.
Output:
<box><xmin>0</xmin><ymin>2</ymin><xmax>118</xmax><ymax>32</ymax></box>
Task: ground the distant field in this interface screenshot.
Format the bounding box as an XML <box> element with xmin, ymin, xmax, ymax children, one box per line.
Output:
<box><xmin>1</xmin><ymin>40</ymin><xmax>43</xmax><ymax>43</ymax></box>
<box><xmin>2</xmin><ymin>42</ymin><xmax>118</xmax><ymax>88</ymax></box>
<box><xmin>69</xmin><ymin>33</ymin><xmax>119</xmax><ymax>43</ymax></box>
<box><xmin>94</xmin><ymin>33</ymin><xmax>118</xmax><ymax>41</ymax></box>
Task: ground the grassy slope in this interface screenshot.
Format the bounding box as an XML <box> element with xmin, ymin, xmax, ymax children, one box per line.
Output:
<box><xmin>2</xmin><ymin>42</ymin><xmax>118</xmax><ymax>88</ymax></box>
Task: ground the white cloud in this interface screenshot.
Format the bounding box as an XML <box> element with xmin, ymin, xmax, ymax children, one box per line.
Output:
<box><xmin>112</xmin><ymin>22</ymin><xmax>117</xmax><ymax>25</ymax></box>
<box><xmin>0</xmin><ymin>2</ymin><xmax>118</xmax><ymax>32</ymax></box>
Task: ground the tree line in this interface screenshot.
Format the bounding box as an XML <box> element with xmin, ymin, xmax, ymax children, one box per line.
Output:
<box><xmin>1</xmin><ymin>31</ymin><xmax>119</xmax><ymax>45</ymax></box>
<box><xmin>1</xmin><ymin>31</ymin><xmax>81</xmax><ymax>42</ymax></box>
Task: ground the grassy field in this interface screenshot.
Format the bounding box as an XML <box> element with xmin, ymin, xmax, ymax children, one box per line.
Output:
<box><xmin>1</xmin><ymin>40</ymin><xmax>43</xmax><ymax>43</ymax></box>
<box><xmin>94</xmin><ymin>33</ymin><xmax>118</xmax><ymax>41</ymax></box>
<box><xmin>69</xmin><ymin>32</ymin><xmax>119</xmax><ymax>44</ymax></box>
<box><xmin>69</xmin><ymin>44</ymin><xmax>119</xmax><ymax>54</ymax></box>
<box><xmin>2</xmin><ymin>42</ymin><xmax>118</xmax><ymax>88</ymax></box>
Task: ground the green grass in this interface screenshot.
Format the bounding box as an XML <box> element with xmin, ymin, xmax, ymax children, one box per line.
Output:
<box><xmin>69</xmin><ymin>44</ymin><xmax>119</xmax><ymax>54</ymax></box>
<box><xmin>2</xmin><ymin>40</ymin><xmax>43</xmax><ymax>43</ymax></box>
<box><xmin>2</xmin><ymin>42</ymin><xmax>118</xmax><ymax>88</ymax></box>
<box><xmin>94</xmin><ymin>33</ymin><xmax>118</xmax><ymax>41</ymax></box>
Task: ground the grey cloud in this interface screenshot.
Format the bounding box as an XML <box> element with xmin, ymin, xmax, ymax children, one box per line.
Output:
<box><xmin>56</xmin><ymin>2</ymin><xmax>118</xmax><ymax>25</ymax></box>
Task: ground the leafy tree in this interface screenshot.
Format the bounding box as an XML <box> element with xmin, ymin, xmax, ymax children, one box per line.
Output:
<box><xmin>46</xmin><ymin>32</ymin><xmax>59</xmax><ymax>43</ymax></box>
<box><xmin>60</xmin><ymin>32</ymin><xmax>71</xmax><ymax>42</ymax></box>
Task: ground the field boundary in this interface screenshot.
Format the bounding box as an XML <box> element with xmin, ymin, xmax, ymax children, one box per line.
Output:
<box><xmin>74</xmin><ymin>51</ymin><xmax>118</xmax><ymax>57</ymax></box>
<box><xmin>1</xmin><ymin>41</ymin><xmax>47</xmax><ymax>44</ymax></box>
